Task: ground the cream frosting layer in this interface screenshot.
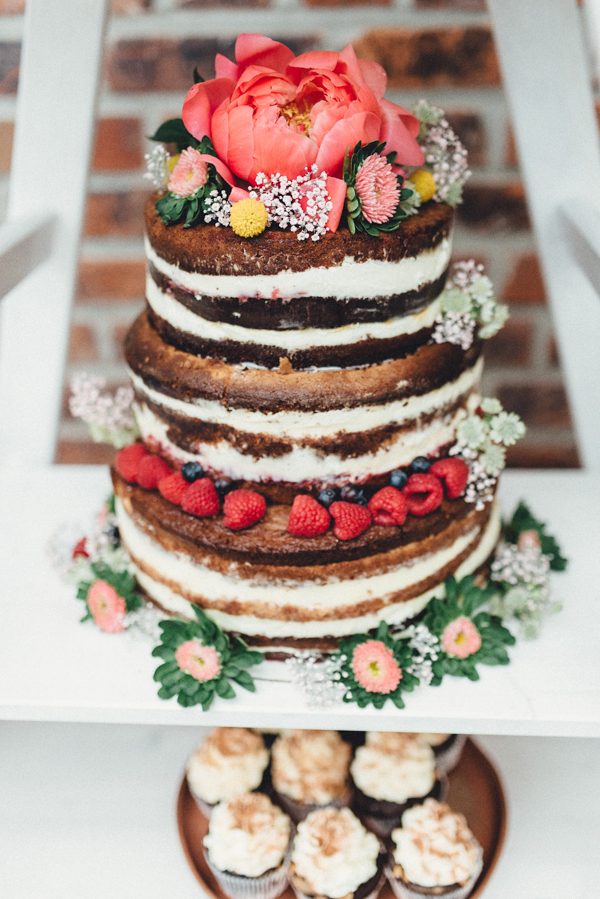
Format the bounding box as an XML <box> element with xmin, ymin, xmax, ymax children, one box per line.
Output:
<box><xmin>146</xmin><ymin>274</ymin><xmax>442</xmax><ymax>350</ymax></box>
<box><xmin>291</xmin><ymin>808</ymin><xmax>380</xmax><ymax>898</ymax></box>
<box><xmin>271</xmin><ymin>730</ymin><xmax>351</xmax><ymax>805</ymax></box>
<box><xmin>351</xmin><ymin>733</ymin><xmax>435</xmax><ymax>803</ymax></box>
<box><xmin>186</xmin><ymin>728</ymin><xmax>269</xmax><ymax>806</ymax></box>
<box><xmin>145</xmin><ymin>235</ymin><xmax>451</xmax><ymax>300</ymax></box>
<box><xmin>134</xmin><ymin>400</ymin><xmax>474</xmax><ymax>484</ymax></box>
<box><xmin>391</xmin><ymin>799</ymin><xmax>482</xmax><ymax>888</ymax></box>
<box><xmin>204</xmin><ymin>792</ymin><xmax>291</xmax><ymax>878</ymax></box>
<box><xmin>130</xmin><ymin>357</ymin><xmax>483</xmax><ymax>439</ymax></box>
<box><xmin>117</xmin><ymin>501</ymin><xmax>501</xmax><ymax>638</ymax></box>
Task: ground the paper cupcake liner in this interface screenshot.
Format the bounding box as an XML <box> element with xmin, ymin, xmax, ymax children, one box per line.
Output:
<box><xmin>205</xmin><ymin>850</ymin><xmax>289</xmax><ymax>899</ymax></box>
<box><xmin>432</xmin><ymin>735</ymin><xmax>468</xmax><ymax>777</ymax></box>
<box><xmin>275</xmin><ymin>786</ymin><xmax>353</xmax><ymax>823</ymax></box>
<box><xmin>289</xmin><ymin>868</ymin><xmax>385</xmax><ymax>899</ymax></box>
<box><xmin>385</xmin><ymin>849</ymin><xmax>483</xmax><ymax>899</ymax></box>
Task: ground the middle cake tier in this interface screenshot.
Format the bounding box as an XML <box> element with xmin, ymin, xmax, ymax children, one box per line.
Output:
<box><xmin>126</xmin><ymin>312</ymin><xmax>482</xmax><ymax>493</ymax></box>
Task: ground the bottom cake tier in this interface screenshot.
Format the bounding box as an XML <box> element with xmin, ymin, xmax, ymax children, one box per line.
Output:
<box><xmin>113</xmin><ymin>473</ymin><xmax>500</xmax><ymax>650</ymax></box>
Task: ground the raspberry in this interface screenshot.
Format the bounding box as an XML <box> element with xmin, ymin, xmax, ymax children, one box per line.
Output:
<box><xmin>368</xmin><ymin>486</ymin><xmax>408</xmax><ymax>526</ymax></box>
<box><xmin>181</xmin><ymin>478</ymin><xmax>221</xmax><ymax>518</ymax></box>
<box><xmin>403</xmin><ymin>473</ymin><xmax>444</xmax><ymax>517</ymax></box>
<box><xmin>429</xmin><ymin>458</ymin><xmax>469</xmax><ymax>500</ymax></box>
<box><xmin>158</xmin><ymin>471</ymin><xmax>189</xmax><ymax>506</ymax></box>
<box><xmin>71</xmin><ymin>537</ymin><xmax>89</xmax><ymax>560</ymax></box>
<box><xmin>223</xmin><ymin>489</ymin><xmax>267</xmax><ymax>530</ymax></box>
<box><xmin>329</xmin><ymin>501</ymin><xmax>372</xmax><ymax>541</ymax></box>
<box><xmin>137</xmin><ymin>455</ymin><xmax>172</xmax><ymax>490</ymax></box>
<box><xmin>115</xmin><ymin>443</ymin><xmax>149</xmax><ymax>483</ymax></box>
<box><xmin>287</xmin><ymin>495</ymin><xmax>331</xmax><ymax>537</ymax></box>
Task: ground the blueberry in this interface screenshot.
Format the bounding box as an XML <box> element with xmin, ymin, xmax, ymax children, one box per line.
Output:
<box><xmin>410</xmin><ymin>456</ymin><xmax>431</xmax><ymax>473</ymax></box>
<box><xmin>181</xmin><ymin>461</ymin><xmax>205</xmax><ymax>482</ymax></box>
<box><xmin>214</xmin><ymin>478</ymin><xmax>233</xmax><ymax>496</ymax></box>
<box><xmin>340</xmin><ymin>484</ymin><xmax>368</xmax><ymax>505</ymax></box>
<box><xmin>389</xmin><ymin>469</ymin><xmax>408</xmax><ymax>489</ymax></box>
<box><xmin>318</xmin><ymin>487</ymin><xmax>338</xmax><ymax>507</ymax></box>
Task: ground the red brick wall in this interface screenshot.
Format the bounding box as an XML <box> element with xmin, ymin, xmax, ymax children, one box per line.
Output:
<box><xmin>0</xmin><ymin>0</ymin><xmax>579</xmax><ymax>467</ymax></box>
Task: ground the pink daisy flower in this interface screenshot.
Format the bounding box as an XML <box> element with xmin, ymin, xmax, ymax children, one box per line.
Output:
<box><xmin>87</xmin><ymin>580</ymin><xmax>126</xmax><ymax>634</ymax></box>
<box><xmin>517</xmin><ymin>529</ymin><xmax>541</xmax><ymax>552</ymax></box>
<box><xmin>441</xmin><ymin>616</ymin><xmax>482</xmax><ymax>659</ymax></box>
<box><xmin>175</xmin><ymin>639</ymin><xmax>221</xmax><ymax>682</ymax></box>
<box><xmin>354</xmin><ymin>154</ymin><xmax>400</xmax><ymax>224</ymax></box>
<box><xmin>351</xmin><ymin>639</ymin><xmax>402</xmax><ymax>694</ymax></box>
<box><xmin>168</xmin><ymin>148</ymin><xmax>209</xmax><ymax>198</ymax></box>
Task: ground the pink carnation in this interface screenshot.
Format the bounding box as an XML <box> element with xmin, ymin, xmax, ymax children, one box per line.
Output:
<box><xmin>351</xmin><ymin>639</ymin><xmax>402</xmax><ymax>694</ymax></box>
<box><xmin>354</xmin><ymin>153</ymin><xmax>400</xmax><ymax>224</ymax></box>
<box><xmin>441</xmin><ymin>616</ymin><xmax>482</xmax><ymax>659</ymax></box>
<box><xmin>175</xmin><ymin>639</ymin><xmax>221</xmax><ymax>682</ymax></box>
<box><xmin>168</xmin><ymin>147</ymin><xmax>209</xmax><ymax>197</ymax></box>
<box><xmin>87</xmin><ymin>580</ymin><xmax>126</xmax><ymax>634</ymax></box>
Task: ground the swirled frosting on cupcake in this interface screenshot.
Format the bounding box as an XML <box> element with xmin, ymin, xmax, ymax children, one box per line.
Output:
<box><xmin>351</xmin><ymin>732</ymin><xmax>435</xmax><ymax>803</ymax></box>
<box><xmin>291</xmin><ymin>807</ymin><xmax>380</xmax><ymax>898</ymax></box>
<box><xmin>186</xmin><ymin>728</ymin><xmax>269</xmax><ymax>805</ymax></box>
<box><xmin>272</xmin><ymin>730</ymin><xmax>352</xmax><ymax>804</ymax></box>
<box><xmin>204</xmin><ymin>792</ymin><xmax>291</xmax><ymax>878</ymax></box>
<box><xmin>390</xmin><ymin>799</ymin><xmax>482</xmax><ymax>888</ymax></box>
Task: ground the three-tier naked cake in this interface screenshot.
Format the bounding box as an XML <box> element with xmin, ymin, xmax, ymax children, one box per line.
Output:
<box><xmin>70</xmin><ymin>34</ymin><xmax>565</xmax><ymax>709</ymax></box>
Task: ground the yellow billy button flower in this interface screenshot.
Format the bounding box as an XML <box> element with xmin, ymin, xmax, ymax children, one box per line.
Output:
<box><xmin>230</xmin><ymin>198</ymin><xmax>268</xmax><ymax>238</ymax></box>
<box><xmin>411</xmin><ymin>168</ymin><xmax>437</xmax><ymax>203</ymax></box>
<box><xmin>167</xmin><ymin>153</ymin><xmax>180</xmax><ymax>174</ymax></box>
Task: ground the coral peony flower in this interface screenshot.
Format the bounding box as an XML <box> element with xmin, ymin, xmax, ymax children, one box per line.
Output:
<box><xmin>351</xmin><ymin>639</ymin><xmax>402</xmax><ymax>694</ymax></box>
<box><xmin>87</xmin><ymin>580</ymin><xmax>126</xmax><ymax>634</ymax></box>
<box><xmin>175</xmin><ymin>639</ymin><xmax>221</xmax><ymax>682</ymax></box>
<box><xmin>168</xmin><ymin>147</ymin><xmax>209</xmax><ymax>197</ymax></box>
<box><xmin>354</xmin><ymin>153</ymin><xmax>400</xmax><ymax>223</ymax></box>
<box><xmin>441</xmin><ymin>617</ymin><xmax>482</xmax><ymax>659</ymax></box>
<box><xmin>182</xmin><ymin>34</ymin><xmax>423</xmax><ymax>231</ymax></box>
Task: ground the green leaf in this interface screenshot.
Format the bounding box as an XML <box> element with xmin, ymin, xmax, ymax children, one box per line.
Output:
<box><xmin>149</xmin><ymin>117</ymin><xmax>199</xmax><ymax>152</ymax></box>
<box><xmin>215</xmin><ymin>679</ymin><xmax>236</xmax><ymax>700</ymax></box>
<box><xmin>153</xmin><ymin>660</ymin><xmax>179</xmax><ymax>680</ymax></box>
<box><xmin>233</xmin><ymin>671</ymin><xmax>256</xmax><ymax>692</ymax></box>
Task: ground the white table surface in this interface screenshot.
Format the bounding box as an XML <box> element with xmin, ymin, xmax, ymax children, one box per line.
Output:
<box><xmin>0</xmin><ymin>722</ymin><xmax>598</xmax><ymax>898</ymax></box>
<box><xmin>1</xmin><ymin>466</ymin><xmax>600</xmax><ymax>736</ymax></box>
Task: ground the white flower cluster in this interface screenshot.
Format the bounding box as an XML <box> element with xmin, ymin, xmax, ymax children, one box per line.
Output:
<box><xmin>432</xmin><ymin>260</ymin><xmax>509</xmax><ymax>349</ymax></box>
<box><xmin>144</xmin><ymin>144</ymin><xmax>170</xmax><ymax>189</ymax></box>
<box><xmin>451</xmin><ymin>398</ymin><xmax>526</xmax><ymax>509</ymax></box>
<box><xmin>69</xmin><ymin>374</ymin><xmax>138</xmax><ymax>448</ymax></box>
<box><xmin>285</xmin><ymin>651</ymin><xmax>346</xmax><ymax>707</ymax></box>
<box><xmin>491</xmin><ymin>542</ymin><xmax>551</xmax><ymax>588</ymax></box>
<box><xmin>401</xmin><ymin>623</ymin><xmax>440</xmax><ymax>686</ymax></box>
<box><xmin>489</xmin><ymin>542</ymin><xmax>560</xmax><ymax>638</ymax></box>
<box><xmin>250</xmin><ymin>165</ymin><xmax>333</xmax><ymax>241</ymax></box>
<box><xmin>203</xmin><ymin>189</ymin><xmax>232</xmax><ymax>227</ymax></box>
<box><xmin>413</xmin><ymin>100</ymin><xmax>471</xmax><ymax>206</ymax></box>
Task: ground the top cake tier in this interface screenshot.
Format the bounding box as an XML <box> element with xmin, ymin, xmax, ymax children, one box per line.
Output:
<box><xmin>144</xmin><ymin>198</ymin><xmax>453</xmax><ymax>370</ymax></box>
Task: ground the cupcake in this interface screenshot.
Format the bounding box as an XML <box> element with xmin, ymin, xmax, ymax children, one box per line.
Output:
<box><xmin>289</xmin><ymin>807</ymin><xmax>384</xmax><ymax>899</ymax></box>
<box><xmin>418</xmin><ymin>734</ymin><xmax>467</xmax><ymax>776</ymax></box>
<box><xmin>351</xmin><ymin>733</ymin><xmax>446</xmax><ymax>837</ymax></box>
<box><xmin>186</xmin><ymin>728</ymin><xmax>269</xmax><ymax>816</ymax></box>
<box><xmin>204</xmin><ymin>792</ymin><xmax>292</xmax><ymax>899</ymax></box>
<box><xmin>271</xmin><ymin>730</ymin><xmax>352</xmax><ymax>821</ymax></box>
<box><xmin>386</xmin><ymin>799</ymin><xmax>483</xmax><ymax>899</ymax></box>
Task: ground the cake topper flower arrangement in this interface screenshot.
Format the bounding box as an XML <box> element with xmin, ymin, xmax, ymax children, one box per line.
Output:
<box><xmin>145</xmin><ymin>34</ymin><xmax>469</xmax><ymax>240</ymax></box>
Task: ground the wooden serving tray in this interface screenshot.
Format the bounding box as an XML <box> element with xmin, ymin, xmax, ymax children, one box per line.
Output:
<box><xmin>177</xmin><ymin>737</ymin><xmax>507</xmax><ymax>898</ymax></box>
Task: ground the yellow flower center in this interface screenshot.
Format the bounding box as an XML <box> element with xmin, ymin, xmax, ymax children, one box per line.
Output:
<box><xmin>281</xmin><ymin>101</ymin><xmax>312</xmax><ymax>134</ymax></box>
<box><xmin>368</xmin><ymin>661</ymin><xmax>382</xmax><ymax>677</ymax></box>
<box><xmin>230</xmin><ymin>198</ymin><xmax>269</xmax><ymax>238</ymax></box>
<box><xmin>454</xmin><ymin>631</ymin><xmax>466</xmax><ymax>645</ymax></box>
